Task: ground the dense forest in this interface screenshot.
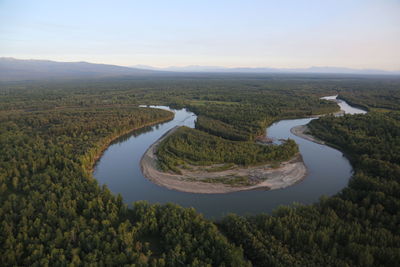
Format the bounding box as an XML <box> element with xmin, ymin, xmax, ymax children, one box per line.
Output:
<box><xmin>338</xmin><ymin>84</ymin><xmax>400</xmax><ymax>111</ymax></box>
<box><xmin>156</xmin><ymin>126</ymin><xmax>298</xmax><ymax>173</ymax></box>
<box><xmin>219</xmin><ymin>99</ymin><xmax>400</xmax><ymax>266</ymax></box>
<box><xmin>1</xmin><ymin>74</ymin><xmax>400</xmax><ymax>266</ymax></box>
<box><xmin>154</xmin><ymin>75</ymin><xmax>340</xmax><ymax>174</ymax></box>
<box><xmin>183</xmin><ymin>83</ymin><xmax>339</xmax><ymax>141</ymax></box>
<box><xmin>0</xmin><ymin>102</ymin><xmax>248</xmax><ymax>266</ymax></box>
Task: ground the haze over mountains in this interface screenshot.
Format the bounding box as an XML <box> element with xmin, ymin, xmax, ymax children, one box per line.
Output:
<box><xmin>1</xmin><ymin>57</ymin><xmax>399</xmax><ymax>82</ymax></box>
<box><xmin>132</xmin><ymin>64</ymin><xmax>400</xmax><ymax>75</ymax></box>
<box><xmin>0</xmin><ymin>58</ymin><xmax>158</xmax><ymax>81</ymax></box>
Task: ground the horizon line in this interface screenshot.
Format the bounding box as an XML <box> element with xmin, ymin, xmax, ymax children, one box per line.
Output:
<box><xmin>2</xmin><ymin>56</ymin><xmax>400</xmax><ymax>73</ymax></box>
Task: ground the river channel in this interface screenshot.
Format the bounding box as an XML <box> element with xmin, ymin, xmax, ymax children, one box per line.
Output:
<box><xmin>93</xmin><ymin>96</ymin><xmax>366</xmax><ymax>218</ymax></box>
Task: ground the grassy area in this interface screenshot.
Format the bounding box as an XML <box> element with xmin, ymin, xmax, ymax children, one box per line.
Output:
<box><xmin>204</xmin><ymin>163</ymin><xmax>235</xmax><ymax>172</ymax></box>
<box><xmin>185</xmin><ymin>175</ymin><xmax>253</xmax><ymax>187</ymax></box>
<box><xmin>370</xmin><ymin>107</ymin><xmax>392</xmax><ymax>113</ymax></box>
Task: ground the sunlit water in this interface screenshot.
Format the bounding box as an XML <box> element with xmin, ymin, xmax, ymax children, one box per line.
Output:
<box><xmin>93</xmin><ymin>96</ymin><xmax>366</xmax><ymax>219</ymax></box>
<box><xmin>321</xmin><ymin>95</ymin><xmax>367</xmax><ymax>115</ymax></box>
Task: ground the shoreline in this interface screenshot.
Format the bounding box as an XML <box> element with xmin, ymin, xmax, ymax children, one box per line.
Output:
<box><xmin>87</xmin><ymin>112</ymin><xmax>174</xmax><ymax>174</ymax></box>
<box><xmin>140</xmin><ymin>126</ymin><xmax>307</xmax><ymax>194</ymax></box>
<box><xmin>290</xmin><ymin>125</ymin><xmax>325</xmax><ymax>145</ymax></box>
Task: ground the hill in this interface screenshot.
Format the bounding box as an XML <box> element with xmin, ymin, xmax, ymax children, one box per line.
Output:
<box><xmin>132</xmin><ymin>64</ymin><xmax>400</xmax><ymax>75</ymax></box>
<box><xmin>0</xmin><ymin>58</ymin><xmax>160</xmax><ymax>81</ymax></box>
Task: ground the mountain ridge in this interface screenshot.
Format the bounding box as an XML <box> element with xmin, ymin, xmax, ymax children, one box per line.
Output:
<box><xmin>0</xmin><ymin>57</ymin><xmax>160</xmax><ymax>81</ymax></box>
<box><xmin>131</xmin><ymin>64</ymin><xmax>400</xmax><ymax>75</ymax></box>
<box><xmin>1</xmin><ymin>57</ymin><xmax>399</xmax><ymax>82</ymax></box>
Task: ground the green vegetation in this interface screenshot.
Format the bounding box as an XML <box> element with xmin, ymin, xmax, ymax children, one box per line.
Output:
<box><xmin>1</xmin><ymin>74</ymin><xmax>400</xmax><ymax>266</ymax></box>
<box><xmin>339</xmin><ymin>87</ymin><xmax>400</xmax><ymax>111</ymax></box>
<box><xmin>0</xmin><ymin>102</ymin><xmax>248</xmax><ymax>266</ymax></box>
<box><xmin>195</xmin><ymin>115</ymin><xmax>250</xmax><ymax>141</ymax></box>
<box><xmin>151</xmin><ymin>77</ymin><xmax>340</xmax><ymax>174</ymax></box>
<box><xmin>151</xmin><ymin>76</ymin><xmax>340</xmax><ymax>175</ymax></box>
<box><xmin>187</xmin><ymin>92</ymin><xmax>339</xmax><ymax>141</ymax></box>
<box><xmin>204</xmin><ymin>176</ymin><xmax>252</xmax><ymax>186</ymax></box>
<box><xmin>185</xmin><ymin>175</ymin><xmax>252</xmax><ymax>186</ymax></box>
<box><xmin>309</xmin><ymin>112</ymin><xmax>400</xmax><ymax>167</ymax></box>
<box><xmin>220</xmin><ymin>111</ymin><xmax>400</xmax><ymax>266</ymax></box>
<box><xmin>157</xmin><ymin>126</ymin><xmax>298</xmax><ymax>173</ymax></box>
<box><xmin>204</xmin><ymin>163</ymin><xmax>235</xmax><ymax>172</ymax></box>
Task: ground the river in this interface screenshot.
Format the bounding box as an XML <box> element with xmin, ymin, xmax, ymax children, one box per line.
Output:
<box><xmin>93</xmin><ymin>96</ymin><xmax>366</xmax><ymax>219</ymax></box>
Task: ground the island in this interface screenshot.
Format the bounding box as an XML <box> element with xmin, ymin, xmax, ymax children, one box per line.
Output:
<box><xmin>141</xmin><ymin>126</ymin><xmax>306</xmax><ymax>194</ymax></box>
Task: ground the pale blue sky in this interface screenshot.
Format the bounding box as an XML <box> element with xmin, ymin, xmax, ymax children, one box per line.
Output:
<box><xmin>1</xmin><ymin>0</ymin><xmax>399</xmax><ymax>70</ymax></box>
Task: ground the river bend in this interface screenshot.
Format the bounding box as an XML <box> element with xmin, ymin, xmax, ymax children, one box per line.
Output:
<box><xmin>93</xmin><ymin>97</ymin><xmax>366</xmax><ymax>218</ymax></box>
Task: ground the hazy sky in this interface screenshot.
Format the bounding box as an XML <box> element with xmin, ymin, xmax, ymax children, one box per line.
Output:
<box><xmin>1</xmin><ymin>0</ymin><xmax>399</xmax><ymax>70</ymax></box>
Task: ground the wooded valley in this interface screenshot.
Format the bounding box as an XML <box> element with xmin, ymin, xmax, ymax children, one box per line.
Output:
<box><xmin>1</xmin><ymin>74</ymin><xmax>399</xmax><ymax>266</ymax></box>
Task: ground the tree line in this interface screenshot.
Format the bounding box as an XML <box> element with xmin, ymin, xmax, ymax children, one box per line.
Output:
<box><xmin>219</xmin><ymin>111</ymin><xmax>400</xmax><ymax>266</ymax></box>
<box><xmin>1</xmin><ymin>75</ymin><xmax>400</xmax><ymax>266</ymax></box>
<box><xmin>0</xmin><ymin>104</ymin><xmax>248</xmax><ymax>266</ymax></box>
<box><xmin>157</xmin><ymin>126</ymin><xmax>298</xmax><ymax>173</ymax></box>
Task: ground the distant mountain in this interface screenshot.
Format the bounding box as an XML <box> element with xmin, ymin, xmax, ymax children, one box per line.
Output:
<box><xmin>131</xmin><ymin>64</ymin><xmax>400</xmax><ymax>75</ymax></box>
<box><xmin>2</xmin><ymin>58</ymin><xmax>398</xmax><ymax>82</ymax></box>
<box><xmin>0</xmin><ymin>58</ymin><xmax>159</xmax><ymax>81</ymax></box>
<box><xmin>301</xmin><ymin>66</ymin><xmax>400</xmax><ymax>75</ymax></box>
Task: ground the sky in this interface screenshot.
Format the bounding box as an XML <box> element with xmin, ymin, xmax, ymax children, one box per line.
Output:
<box><xmin>1</xmin><ymin>0</ymin><xmax>399</xmax><ymax>70</ymax></box>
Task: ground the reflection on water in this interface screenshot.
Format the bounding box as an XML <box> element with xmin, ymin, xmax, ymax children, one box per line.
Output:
<box><xmin>111</xmin><ymin>126</ymin><xmax>155</xmax><ymax>145</ymax></box>
<box><xmin>93</xmin><ymin>97</ymin><xmax>365</xmax><ymax>219</ymax></box>
<box><xmin>321</xmin><ymin>95</ymin><xmax>367</xmax><ymax>115</ymax></box>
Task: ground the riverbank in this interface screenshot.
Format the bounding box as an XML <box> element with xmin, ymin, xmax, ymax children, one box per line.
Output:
<box><xmin>290</xmin><ymin>125</ymin><xmax>325</xmax><ymax>145</ymax></box>
<box><xmin>140</xmin><ymin>126</ymin><xmax>307</xmax><ymax>194</ymax></box>
<box><xmin>87</xmin><ymin>112</ymin><xmax>174</xmax><ymax>174</ymax></box>
<box><xmin>94</xmin><ymin>97</ymin><xmax>362</xmax><ymax>216</ymax></box>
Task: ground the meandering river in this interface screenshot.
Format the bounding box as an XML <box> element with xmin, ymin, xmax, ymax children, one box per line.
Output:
<box><xmin>93</xmin><ymin>96</ymin><xmax>366</xmax><ymax>219</ymax></box>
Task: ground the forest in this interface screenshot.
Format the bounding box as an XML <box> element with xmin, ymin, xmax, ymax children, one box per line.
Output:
<box><xmin>0</xmin><ymin>100</ymin><xmax>248</xmax><ymax>266</ymax></box>
<box><xmin>219</xmin><ymin>90</ymin><xmax>400</xmax><ymax>266</ymax></box>
<box><xmin>156</xmin><ymin>126</ymin><xmax>298</xmax><ymax>173</ymax></box>
<box><xmin>155</xmin><ymin>75</ymin><xmax>340</xmax><ymax>174</ymax></box>
<box><xmin>1</xmin><ymin>74</ymin><xmax>400</xmax><ymax>266</ymax></box>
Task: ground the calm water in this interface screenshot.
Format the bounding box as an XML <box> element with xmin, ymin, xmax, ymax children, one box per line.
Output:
<box><xmin>321</xmin><ymin>95</ymin><xmax>367</xmax><ymax>115</ymax></box>
<box><xmin>93</xmin><ymin>97</ymin><xmax>365</xmax><ymax>219</ymax></box>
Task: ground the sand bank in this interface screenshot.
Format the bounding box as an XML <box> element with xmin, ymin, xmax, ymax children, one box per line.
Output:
<box><xmin>140</xmin><ymin>126</ymin><xmax>307</xmax><ymax>194</ymax></box>
<box><xmin>290</xmin><ymin>125</ymin><xmax>325</xmax><ymax>145</ymax></box>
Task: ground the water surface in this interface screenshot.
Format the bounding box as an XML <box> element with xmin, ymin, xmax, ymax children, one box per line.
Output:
<box><xmin>321</xmin><ymin>95</ymin><xmax>367</xmax><ymax>115</ymax></box>
<box><xmin>94</xmin><ymin>97</ymin><xmax>365</xmax><ymax>219</ymax></box>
